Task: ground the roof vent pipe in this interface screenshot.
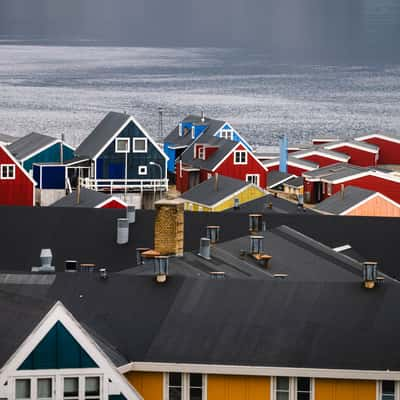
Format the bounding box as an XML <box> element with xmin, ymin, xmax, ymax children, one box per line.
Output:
<box><xmin>198</xmin><ymin>237</ymin><xmax>211</xmax><ymax>260</ymax></box>
<box><xmin>32</xmin><ymin>249</ymin><xmax>55</xmax><ymax>273</ymax></box>
<box><xmin>363</xmin><ymin>261</ymin><xmax>378</xmax><ymax>289</ymax></box>
<box><xmin>126</xmin><ymin>205</ymin><xmax>136</xmax><ymax>224</ymax></box>
<box><xmin>154</xmin><ymin>256</ymin><xmax>169</xmax><ymax>283</ymax></box>
<box><xmin>249</xmin><ymin>214</ymin><xmax>263</xmax><ymax>234</ymax></box>
<box><xmin>214</xmin><ymin>173</ymin><xmax>219</xmax><ymax>192</ymax></box>
<box><xmin>99</xmin><ymin>268</ymin><xmax>108</xmax><ymax>280</ymax></box>
<box><xmin>206</xmin><ymin>226</ymin><xmax>220</xmax><ymax>244</ymax></box>
<box><xmin>201</xmin><ymin>111</ymin><xmax>205</xmax><ymax>123</ymax></box>
<box><xmin>117</xmin><ymin>218</ymin><xmax>129</xmax><ymax>245</ymax></box>
<box><xmin>65</xmin><ymin>260</ymin><xmax>78</xmax><ymax>272</ymax></box>
<box><xmin>179</xmin><ymin>122</ymin><xmax>183</xmax><ymax>136</ymax></box>
<box><xmin>233</xmin><ymin>198</ymin><xmax>240</xmax><ymax>209</ymax></box>
<box><xmin>249</xmin><ymin>236</ymin><xmax>264</xmax><ymax>255</ymax></box>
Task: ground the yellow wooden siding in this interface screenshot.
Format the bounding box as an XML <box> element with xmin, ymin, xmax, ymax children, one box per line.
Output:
<box><xmin>124</xmin><ymin>371</ymin><xmax>163</xmax><ymax>400</ymax></box>
<box><xmin>315</xmin><ymin>378</ymin><xmax>376</xmax><ymax>400</ymax></box>
<box><xmin>207</xmin><ymin>375</ymin><xmax>270</xmax><ymax>400</ymax></box>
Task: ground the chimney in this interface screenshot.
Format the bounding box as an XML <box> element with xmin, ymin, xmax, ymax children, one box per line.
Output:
<box><xmin>116</xmin><ymin>218</ymin><xmax>129</xmax><ymax>245</ymax></box>
<box><xmin>154</xmin><ymin>198</ymin><xmax>185</xmax><ymax>256</ymax></box>
<box><xmin>214</xmin><ymin>173</ymin><xmax>219</xmax><ymax>192</ymax></box>
<box><xmin>206</xmin><ymin>225</ymin><xmax>220</xmax><ymax>244</ymax></box>
<box><xmin>198</xmin><ymin>237</ymin><xmax>211</xmax><ymax>260</ymax></box>
<box><xmin>32</xmin><ymin>249</ymin><xmax>55</xmax><ymax>273</ymax></box>
<box><xmin>178</xmin><ymin>122</ymin><xmax>183</xmax><ymax>136</ymax></box>
<box><xmin>363</xmin><ymin>261</ymin><xmax>378</xmax><ymax>289</ymax></box>
<box><xmin>233</xmin><ymin>197</ymin><xmax>240</xmax><ymax>209</ymax></box>
<box><xmin>126</xmin><ymin>205</ymin><xmax>136</xmax><ymax>224</ymax></box>
<box><xmin>99</xmin><ymin>268</ymin><xmax>108</xmax><ymax>280</ymax></box>
<box><xmin>249</xmin><ymin>236</ymin><xmax>263</xmax><ymax>255</ymax></box>
<box><xmin>249</xmin><ymin>214</ymin><xmax>263</xmax><ymax>234</ymax></box>
<box><xmin>154</xmin><ymin>256</ymin><xmax>169</xmax><ymax>283</ymax></box>
<box><xmin>279</xmin><ymin>134</ymin><xmax>288</xmax><ymax>173</ymax></box>
<box><xmin>341</xmin><ymin>184</ymin><xmax>345</xmax><ymax>200</ymax></box>
<box><xmin>60</xmin><ymin>133</ymin><xmax>65</xmax><ymax>164</ymax></box>
<box><xmin>201</xmin><ymin>111</ymin><xmax>205</xmax><ymax>123</ymax></box>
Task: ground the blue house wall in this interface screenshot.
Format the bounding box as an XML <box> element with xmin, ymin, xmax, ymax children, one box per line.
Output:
<box><xmin>23</xmin><ymin>143</ymin><xmax>74</xmax><ymax>173</ymax></box>
<box><xmin>215</xmin><ymin>123</ymin><xmax>252</xmax><ymax>151</ymax></box>
<box><xmin>96</xmin><ymin>121</ymin><xmax>166</xmax><ymax>180</ymax></box>
<box><xmin>164</xmin><ymin>143</ymin><xmax>176</xmax><ymax>173</ymax></box>
<box><xmin>33</xmin><ymin>164</ymin><xmax>66</xmax><ymax>189</ymax></box>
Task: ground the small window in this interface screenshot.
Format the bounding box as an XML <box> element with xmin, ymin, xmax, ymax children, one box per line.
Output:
<box><xmin>138</xmin><ymin>166</ymin><xmax>147</xmax><ymax>175</ymax></box>
<box><xmin>221</xmin><ymin>130</ymin><xmax>233</xmax><ymax>140</ymax></box>
<box><xmin>115</xmin><ymin>138</ymin><xmax>130</xmax><ymax>153</ymax></box>
<box><xmin>85</xmin><ymin>377</ymin><xmax>100</xmax><ymax>400</ymax></box>
<box><xmin>132</xmin><ymin>138</ymin><xmax>148</xmax><ymax>153</ymax></box>
<box><xmin>168</xmin><ymin>373</ymin><xmax>182</xmax><ymax>400</ymax></box>
<box><xmin>198</xmin><ymin>147</ymin><xmax>205</xmax><ymax>160</ymax></box>
<box><xmin>64</xmin><ymin>377</ymin><xmax>79</xmax><ymax>399</ymax></box>
<box><xmin>234</xmin><ymin>151</ymin><xmax>247</xmax><ymax>165</ymax></box>
<box><xmin>381</xmin><ymin>381</ymin><xmax>395</xmax><ymax>400</ymax></box>
<box><xmin>1</xmin><ymin>164</ymin><xmax>16</xmax><ymax>179</ymax></box>
<box><xmin>189</xmin><ymin>374</ymin><xmax>203</xmax><ymax>400</ymax></box>
<box><xmin>276</xmin><ymin>377</ymin><xmax>290</xmax><ymax>400</ymax></box>
<box><xmin>297</xmin><ymin>378</ymin><xmax>311</xmax><ymax>400</ymax></box>
<box><xmin>15</xmin><ymin>379</ymin><xmax>31</xmax><ymax>400</ymax></box>
<box><xmin>246</xmin><ymin>174</ymin><xmax>260</xmax><ymax>186</ymax></box>
<box><xmin>37</xmin><ymin>378</ymin><xmax>52</xmax><ymax>400</ymax></box>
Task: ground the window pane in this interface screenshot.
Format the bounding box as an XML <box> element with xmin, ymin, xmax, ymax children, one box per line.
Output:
<box><xmin>382</xmin><ymin>381</ymin><xmax>395</xmax><ymax>394</ymax></box>
<box><xmin>298</xmin><ymin>393</ymin><xmax>310</xmax><ymax>400</ymax></box>
<box><xmin>134</xmin><ymin>139</ymin><xmax>146</xmax><ymax>151</ymax></box>
<box><xmin>169</xmin><ymin>387</ymin><xmax>182</xmax><ymax>400</ymax></box>
<box><xmin>85</xmin><ymin>377</ymin><xmax>100</xmax><ymax>396</ymax></box>
<box><xmin>117</xmin><ymin>139</ymin><xmax>129</xmax><ymax>152</ymax></box>
<box><xmin>16</xmin><ymin>379</ymin><xmax>31</xmax><ymax>399</ymax></box>
<box><xmin>276</xmin><ymin>377</ymin><xmax>289</xmax><ymax>391</ymax></box>
<box><xmin>277</xmin><ymin>392</ymin><xmax>289</xmax><ymax>400</ymax></box>
<box><xmin>190</xmin><ymin>374</ymin><xmax>202</xmax><ymax>388</ymax></box>
<box><xmin>382</xmin><ymin>396</ymin><xmax>395</xmax><ymax>400</ymax></box>
<box><xmin>190</xmin><ymin>387</ymin><xmax>202</xmax><ymax>400</ymax></box>
<box><xmin>169</xmin><ymin>373</ymin><xmax>182</xmax><ymax>387</ymax></box>
<box><xmin>38</xmin><ymin>379</ymin><xmax>52</xmax><ymax>398</ymax></box>
<box><xmin>297</xmin><ymin>378</ymin><xmax>310</xmax><ymax>392</ymax></box>
<box><xmin>64</xmin><ymin>378</ymin><xmax>79</xmax><ymax>397</ymax></box>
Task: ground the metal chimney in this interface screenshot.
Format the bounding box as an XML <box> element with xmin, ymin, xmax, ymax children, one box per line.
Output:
<box><xmin>201</xmin><ymin>111</ymin><xmax>205</xmax><ymax>123</ymax></box>
<box><xmin>214</xmin><ymin>173</ymin><xmax>219</xmax><ymax>192</ymax></box>
<box><xmin>363</xmin><ymin>261</ymin><xmax>378</xmax><ymax>289</ymax></box>
<box><xmin>154</xmin><ymin>256</ymin><xmax>169</xmax><ymax>283</ymax></box>
<box><xmin>126</xmin><ymin>205</ymin><xmax>136</xmax><ymax>224</ymax></box>
<box><xmin>32</xmin><ymin>249</ymin><xmax>55</xmax><ymax>273</ymax></box>
<box><xmin>198</xmin><ymin>238</ymin><xmax>211</xmax><ymax>260</ymax></box>
<box><xmin>99</xmin><ymin>268</ymin><xmax>108</xmax><ymax>280</ymax></box>
<box><xmin>249</xmin><ymin>236</ymin><xmax>264</xmax><ymax>255</ymax></box>
<box><xmin>233</xmin><ymin>198</ymin><xmax>240</xmax><ymax>209</ymax></box>
<box><xmin>279</xmin><ymin>134</ymin><xmax>288</xmax><ymax>173</ymax></box>
<box><xmin>206</xmin><ymin>225</ymin><xmax>220</xmax><ymax>244</ymax></box>
<box><xmin>117</xmin><ymin>218</ymin><xmax>129</xmax><ymax>245</ymax></box>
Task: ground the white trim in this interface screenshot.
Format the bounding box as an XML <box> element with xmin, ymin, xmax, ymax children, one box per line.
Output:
<box><xmin>0</xmin><ymin>144</ymin><xmax>37</xmax><ymax>186</ymax></box>
<box><xmin>245</xmin><ymin>173</ymin><xmax>260</xmax><ymax>186</ymax></box>
<box><xmin>119</xmin><ymin>361</ymin><xmax>400</xmax><ymax>381</ymax></box>
<box><xmin>0</xmin><ymin>302</ymin><xmax>142</xmax><ymax>400</ymax></box>
<box><xmin>262</xmin><ymin>159</ymin><xmax>317</xmax><ymax>172</ymax></box>
<box><xmin>132</xmin><ymin>138</ymin><xmax>148</xmax><ymax>153</ymax></box>
<box><xmin>0</xmin><ymin>163</ymin><xmax>16</xmax><ymax>179</ymax></box>
<box><xmin>234</xmin><ymin>150</ymin><xmax>248</xmax><ymax>165</ymax></box>
<box><xmin>19</xmin><ymin>139</ymin><xmax>59</xmax><ymax>162</ymax></box>
<box><xmin>333</xmin><ymin>244</ymin><xmax>352</xmax><ymax>252</ymax></box>
<box><xmin>271</xmin><ymin>376</ymin><xmax>314</xmax><ymax>400</ymax></box>
<box><xmin>312</xmin><ymin>138</ymin><xmax>339</xmax><ymax>144</ymax></box>
<box><xmin>355</xmin><ymin>134</ymin><xmax>400</xmax><ymax>145</ymax></box>
<box><xmin>324</xmin><ymin>170</ymin><xmax>400</xmax><ymax>185</ymax></box>
<box><xmin>164</xmin><ymin>372</ymin><xmax>206</xmax><ymax>400</ymax></box>
<box><xmin>95</xmin><ymin>196</ymin><xmax>128</xmax><ymax>209</ymax></box>
<box><xmin>115</xmin><ymin>137</ymin><xmax>130</xmax><ymax>153</ymax></box>
<box><xmin>138</xmin><ymin>165</ymin><xmax>148</xmax><ymax>176</ymax></box>
<box><xmin>292</xmin><ymin>150</ymin><xmax>350</xmax><ymax>162</ymax></box>
<box><xmin>214</xmin><ymin>121</ymin><xmax>254</xmax><ymax>151</ymax></box>
<box><xmin>324</xmin><ymin>141</ymin><xmax>379</xmax><ymax>154</ymax></box>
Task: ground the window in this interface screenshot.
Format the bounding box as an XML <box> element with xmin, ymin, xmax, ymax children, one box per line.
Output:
<box><xmin>296</xmin><ymin>378</ymin><xmax>311</xmax><ymax>400</ymax></box>
<box><xmin>168</xmin><ymin>373</ymin><xmax>182</xmax><ymax>400</ymax></box>
<box><xmin>198</xmin><ymin>147</ymin><xmax>205</xmax><ymax>160</ymax></box>
<box><xmin>1</xmin><ymin>164</ymin><xmax>15</xmax><ymax>179</ymax></box>
<box><xmin>189</xmin><ymin>374</ymin><xmax>203</xmax><ymax>400</ymax></box>
<box><xmin>234</xmin><ymin>151</ymin><xmax>247</xmax><ymax>165</ymax></box>
<box><xmin>221</xmin><ymin>129</ymin><xmax>233</xmax><ymax>140</ymax></box>
<box><xmin>138</xmin><ymin>166</ymin><xmax>147</xmax><ymax>175</ymax></box>
<box><xmin>276</xmin><ymin>377</ymin><xmax>289</xmax><ymax>400</ymax></box>
<box><xmin>37</xmin><ymin>378</ymin><xmax>52</xmax><ymax>400</ymax></box>
<box><xmin>132</xmin><ymin>138</ymin><xmax>147</xmax><ymax>153</ymax></box>
<box><xmin>115</xmin><ymin>138</ymin><xmax>130</xmax><ymax>153</ymax></box>
<box><xmin>273</xmin><ymin>377</ymin><xmax>313</xmax><ymax>400</ymax></box>
<box><xmin>166</xmin><ymin>373</ymin><xmax>205</xmax><ymax>400</ymax></box>
<box><xmin>64</xmin><ymin>378</ymin><xmax>79</xmax><ymax>400</ymax></box>
<box><xmin>381</xmin><ymin>381</ymin><xmax>395</xmax><ymax>400</ymax></box>
<box><xmin>246</xmin><ymin>174</ymin><xmax>260</xmax><ymax>186</ymax></box>
<box><xmin>16</xmin><ymin>379</ymin><xmax>31</xmax><ymax>400</ymax></box>
<box><xmin>85</xmin><ymin>377</ymin><xmax>100</xmax><ymax>400</ymax></box>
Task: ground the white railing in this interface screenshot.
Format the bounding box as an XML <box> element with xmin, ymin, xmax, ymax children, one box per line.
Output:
<box><xmin>79</xmin><ymin>177</ymin><xmax>169</xmax><ymax>193</ymax></box>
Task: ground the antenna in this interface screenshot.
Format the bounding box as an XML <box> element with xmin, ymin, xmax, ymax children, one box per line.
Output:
<box><xmin>158</xmin><ymin>107</ymin><xmax>164</xmax><ymax>140</ymax></box>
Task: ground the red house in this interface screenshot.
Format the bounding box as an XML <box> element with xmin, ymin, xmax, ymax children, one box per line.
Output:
<box><xmin>291</xmin><ymin>148</ymin><xmax>350</xmax><ymax>167</ymax></box>
<box><xmin>355</xmin><ymin>134</ymin><xmax>400</xmax><ymax>165</ymax></box>
<box><xmin>176</xmin><ymin>137</ymin><xmax>268</xmax><ymax>193</ymax></box>
<box><xmin>323</xmin><ymin>140</ymin><xmax>379</xmax><ymax>167</ymax></box>
<box><xmin>263</xmin><ymin>156</ymin><xmax>318</xmax><ymax>177</ymax></box>
<box><xmin>0</xmin><ymin>144</ymin><xmax>35</xmax><ymax>206</ymax></box>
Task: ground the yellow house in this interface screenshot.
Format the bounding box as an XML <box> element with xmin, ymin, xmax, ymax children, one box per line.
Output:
<box><xmin>181</xmin><ymin>175</ymin><xmax>267</xmax><ymax>212</ymax></box>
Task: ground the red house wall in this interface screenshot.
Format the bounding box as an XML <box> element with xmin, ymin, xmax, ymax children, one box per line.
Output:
<box><xmin>267</xmin><ymin>164</ymin><xmax>311</xmax><ymax>177</ymax></box>
<box><xmin>328</xmin><ymin>145</ymin><xmax>377</xmax><ymax>167</ymax></box>
<box><xmin>359</xmin><ymin>137</ymin><xmax>400</xmax><ymax>165</ymax></box>
<box><xmin>101</xmin><ymin>200</ymin><xmax>126</xmax><ymax>209</ymax></box>
<box><xmin>215</xmin><ymin>145</ymin><xmax>267</xmax><ymax>188</ymax></box>
<box><xmin>0</xmin><ymin>148</ymin><xmax>34</xmax><ymax>206</ymax></box>
<box><xmin>296</xmin><ymin>154</ymin><xmax>345</xmax><ymax>168</ymax></box>
<box><xmin>175</xmin><ymin>162</ymin><xmax>190</xmax><ymax>193</ymax></box>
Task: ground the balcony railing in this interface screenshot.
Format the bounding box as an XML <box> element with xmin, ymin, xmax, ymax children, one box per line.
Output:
<box><xmin>79</xmin><ymin>177</ymin><xmax>169</xmax><ymax>193</ymax></box>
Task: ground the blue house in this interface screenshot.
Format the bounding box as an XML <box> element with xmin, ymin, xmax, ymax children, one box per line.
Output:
<box><xmin>7</xmin><ymin>132</ymin><xmax>75</xmax><ymax>174</ymax></box>
<box><xmin>75</xmin><ymin>112</ymin><xmax>168</xmax><ymax>192</ymax></box>
<box><xmin>163</xmin><ymin>114</ymin><xmax>253</xmax><ymax>173</ymax></box>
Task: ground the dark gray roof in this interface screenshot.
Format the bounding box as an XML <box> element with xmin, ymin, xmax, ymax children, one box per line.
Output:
<box><xmin>324</xmin><ymin>140</ymin><xmax>379</xmax><ymax>152</ymax></box>
<box><xmin>8</xmin><ymin>132</ymin><xmax>57</xmax><ymax>160</ymax></box>
<box><xmin>0</xmin><ymin>133</ymin><xmax>17</xmax><ymax>143</ymax></box>
<box><xmin>76</xmin><ymin>112</ymin><xmax>130</xmax><ymax>158</ymax></box>
<box><xmin>267</xmin><ymin>171</ymin><xmax>295</xmax><ymax>188</ymax></box>
<box><xmin>303</xmin><ymin>163</ymin><xmax>364</xmax><ymax>180</ymax></box>
<box><xmin>181</xmin><ymin>175</ymin><xmax>251</xmax><ymax>206</ymax></box>
<box><xmin>284</xmin><ymin>177</ymin><xmax>304</xmax><ymax>188</ymax></box>
<box><xmin>164</xmin><ymin>115</ymin><xmax>225</xmax><ymax>147</ymax></box>
<box><xmin>292</xmin><ymin>147</ymin><xmax>351</xmax><ymax>161</ymax></box>
<box><xmin>314</xmin><ymin>186</ymin><xmax>377</xmax><ymax>215</ymax></box>
<box><xmin>51</xmin><ymin>188</ymin><xmax>119</xmax><ymax>208</ymax></box>
<box><xmin>264</xmin><ymin>156</ymin><xmax>319</xmax><ymax>170</ymax></box>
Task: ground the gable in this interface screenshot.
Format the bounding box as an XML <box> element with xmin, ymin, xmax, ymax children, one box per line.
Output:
<box><xmin>18</xmin><ymin>321</ymin><xmax>98</xmax><ymax>370</ymax></box>
<box><xmin>214</xmin><ymin>122</ymin><xmax>253</xmax><ymax>151</ymax></box>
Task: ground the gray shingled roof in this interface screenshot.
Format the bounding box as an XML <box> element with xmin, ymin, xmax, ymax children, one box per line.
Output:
<box><xmin>267</xmin><ymin>171</ymin><xmax>296</xmax><ymax>188</ymax></box>
<box><xmin>292</xmin><ymin>147</ymin><xmax>351</xmax><ymax>161</ymax></box>
<box><xmin>303</xmin><ymin>163</ymin><xmax>364</xmax><ymax>180</ymax></box>
<box><xmin>164</xmin><ymin>114</ymin><xmax>225</xmax><ymax>147</ymax></box>
<box><xmin>284</xmin><ymin>176</ymin><xmax>304</xmax><ymax>188</ymax></box>
<box><xmin>8</xmin><ymin>132</ymin><xmax>57</xmax><ymax>160</ymax></box>
<box><xmin>0</xmin><ymin>133</ymin><xmax>17</xmax><ymax>144</ymax></box>
<box><xmin>51</xmin><ymin>188</ymin><xmax>119</xmax><ymax>208</ymax></box>
<box><xmin>76</xmin><ymin>112</ymin><xmax>130</xmax><ymax>158</ymax></box>
<box><xmin>264</xmin><ymin>156</ymin><xmax>319</xmax><ymax>170</ymax></box>
<box><xmin>324</xmin><ymin>140</ymin><xmax>379</xmax><ymax>152</ymax></box>
<box><xmin>314</xmin><ymin>186</ymin><xmax>377</xmax><ymax>215</ymax></box>
<box><xmin>181</xmin><ymin>175</ymin><xmax>252</xmax><ymax>206</ymax></box>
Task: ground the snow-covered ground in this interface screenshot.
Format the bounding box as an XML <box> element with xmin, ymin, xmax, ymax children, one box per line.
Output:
<box><xmin>1</xmin><ymin>45</ymin><xmax>400</xmax><ymax>147</ymax></box>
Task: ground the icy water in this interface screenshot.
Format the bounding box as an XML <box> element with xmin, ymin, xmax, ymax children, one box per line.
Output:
<box><xmin>1</xmin><ymin>45</ymin><xmax>400</xmax><ymax>149</ymax></box>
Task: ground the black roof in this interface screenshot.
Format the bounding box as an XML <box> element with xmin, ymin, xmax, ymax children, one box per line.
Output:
<box><xmin>8</xmin><ymin>132</ymin><xmax>57</xmax><ymax>160</ymax></box>
<box><xmin>267</xmin><ymin>171</ymin><xmax>295</xmax><ymax>188</ymax></box>
<box><xmin>181</xmin><ymin>175</ymin><xmax>253</xmax><ymax>207</ymax></box>
<box><xmin>76</xmin><ymin>112</ymin><xmax>130</xmax><ymax>159</ymax></box>
<box><xmin>51</xmin><ymin>188</ymin><xmax>120</xmax><ymax>208</ymax></box>
<box><xmin>284</xmin><ymin>177</ymin><xmax>304</xmax><ymax>188</ymax></box>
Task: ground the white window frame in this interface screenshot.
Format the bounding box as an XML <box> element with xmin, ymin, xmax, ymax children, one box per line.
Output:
<box><xmin>234</xmin><ymin>151</ymin><xmax>247</xmax><ymax>165</ymax></box>
<box><xmin>198</xmin><ymin>147</ymin><xmax>205</xmax><ymax>160</ymax></box>
<box><xmin>132</xmin><ymin>138</ymin><xmax>148</xmax><ymax>153</ymax></box>
<box><xmin>246</xmin><ymin>174</ymin><xmax>260</xmax><ymax>186</ymax></box>
<box><xmin>377</xmin><ymin>380</ymin><xmax>399</xmax><ymax>400</ymax></box>
<box><xmin>221</xmin><ymin>129</ymin><xmax>233</xmax><ymax>140</ymax></box>
<box><xmin>1</xmin><ymin>164</ymin><xmax>16</xmax><ymax>179</ymax></box>
<box><xmin>164</xmin><ymin>372</ymin><xmax>207</xmax><ymax>400</ymax></box>
<box><xmin>115</xmin><ymin>138</ymin><xmax>130</xmax><ymax>153</ymax></box>
<box><xmin>138</xmin><ymin>166</ymin><xmax>148</xmax><ymax>176</ymax></box>
<box><xmin>271</xmin><ymin>377</ymin><xmax>314</xmax><ymax>400</ymax></box>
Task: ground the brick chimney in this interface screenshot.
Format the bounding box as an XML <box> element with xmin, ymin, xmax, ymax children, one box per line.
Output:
<box><xmin>154</xmin><ymin>198</ymin><xmax>185</xmax><ymax>256</ymax></box>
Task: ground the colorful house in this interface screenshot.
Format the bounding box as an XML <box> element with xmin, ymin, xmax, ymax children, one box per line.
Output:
<box><xmin>263</xmin><ymin>156</ymin><xmax>318</xmax><ymax>177</ymax></box>
<box><xmin>7</xmin><ymin>132</ymin><xmax>74</xmax><ymax>174</ymax></box>
<box><xmin>355</xmin><ymin>133</ymin><xmax>400</xmax><ymax>165</ymax></box>
<box><xmin>181</xmin><ymin>175</ymin><xmax>266</xmax><ymax>212</ymax></box>
<box><xmin>75</xmin><ymin>112</ymin><xmax>168</xmax><ymax>193</ymax></box>
<box><xmin>0</xmin><ymin>144</ymin><xmax>36</xmax><ymax>206</ymax></box>
<box><xmin>314</xmin><ymin>186</ymin><xmax>400</xmax><ymax>217</ymax></box>
<box><xmin>291</xmin><ymin>147</ymin><xmax>350</xmax><ymax>167</ymax></box>
<box><xmin>164</xmin><ymin>114</ymin><xmax>252</xmax><ymax>173</ymax></box>
<box><xmin>176</xmin><ymin>136</ymin><xmax>267</xmax><ymax>193</ymax></box>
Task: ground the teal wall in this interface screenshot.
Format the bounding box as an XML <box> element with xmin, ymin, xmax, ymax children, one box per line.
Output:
<box><xmin>18</xmin><ymin>321</ymin><xmax>98</xmax><ymax>370</ymax></box>
<box><xmin>22</xmin><ymin>143</ymin><xmax>74</xmax><ymax>172</ymax></box>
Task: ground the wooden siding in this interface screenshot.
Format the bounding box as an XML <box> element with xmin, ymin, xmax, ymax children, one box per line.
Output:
<box><xmin>314</xmin><ymin>379</ymin><xmax>376</xmax><ymax>400</ymax></box>
<box><xmin>361</xmin><ymin>137</ymin><xmax>400</xmax><ymax>165</ymax></box>
<box><xmin>328</xmin><ymin>145</ymin><xmax>377</xmax><ymax>167</ymax></box>
<box><xmin>267</xmin><ymin>163</ymin><xmax>311</xmax><ymax>177</ymax></box>
<box><xmin>101</xmin><ymin>199</ymin><xmax>127</xmax><ymax>209</ymax></box>
<box><xmin>296</xmin><ymin>154</ymin><xmax>344</xmax><ymax>168</ymax></box>
<box><xmin>345</xmin><ymin>195</ymin><xmax>400</xmax><ymax>217</ymax></box>
<box><xmin>125</xmin><ymin>371</ymin><xmax>163</xmax><ymax>400</ymax></box>
<box><xmin>207</xmin><ymin>375</ymin><xmax>270</xmax><ymax>400</ymax></box>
